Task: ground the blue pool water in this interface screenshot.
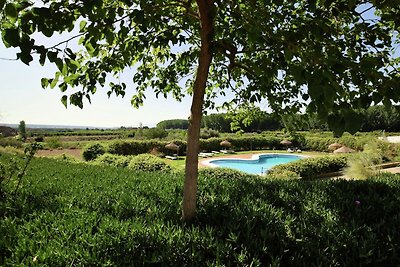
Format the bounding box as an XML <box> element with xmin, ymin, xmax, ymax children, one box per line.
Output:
<box><xmin>209</xmin><ymin>154</ymin><xmax>302</xmax><ymax>175</ymax></box>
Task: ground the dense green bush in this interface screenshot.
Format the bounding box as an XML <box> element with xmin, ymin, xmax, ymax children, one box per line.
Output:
<box><xmin>82</xmin><ymin>143</ymin><xmax>106</xmax><ymax>161</ymax></box>
<box><xmin>0</xmin><ymin>137</ymin><xmax>23</xmax><ymax>148</ymax></box>
<box><xmin>46</xmin><ymin>137</ymin><xmax>63</xmax><ymax>149</ymax></box>
<box><xmin>108</xmin><ymin>140</ymin><xmax>186</xmax><ymax>156</ymax></box>
<box><xmin>199</xmin><ymin>167</ymin><xmax>257</xmax><ymax>180</ymax></box>
<box><xmin>128</xmin><ymin>154</ymin><xmax>171</xmax><ymax>172</ymax></box>
<box><xmin>157</xmin><ymin>119</ymin><xmax>189</xmax><ymax>130</ymax></box>
<box><xmin>200</xmin><ymin>128</ymin><xmax>220</xmax><ymax>139</ymax></box>
<box><xmin>199</xmin><ymin>136</ymin><xmax>284</xmax><ymax>152</ymax></box>
<box><xmin>140</xmin><ymin>127</ymin><xmax>168</xmax><ymax>139</ymax></box>
<box><xmin>270</xmin><ymin>155</ymin><xmax>348</xmax><ymax>179</ymax></box>
<box><xmin>303</xmin><ymin>137</ymin><xmax>337</xmax><ymax>152</ymax></box>
<box><xmin>2</xmin><ymin>156</ymin><xmax>400</xmax><ymax>265</ymax></box>
<box><xmin>92</xmin><ymin>153</ymin><xmax>133</xmax><ymax>167</ymax></box>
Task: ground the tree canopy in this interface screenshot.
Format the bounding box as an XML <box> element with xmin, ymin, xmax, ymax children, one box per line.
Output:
<box><xmin>1</xmin><ymin>1</ymin><xmax>399</xmax><ymax>132</ymax></box>
<box><xmin>1</xmin><ymin>0</ymin><xmax>399</xmax><ymax>220</ymax></box>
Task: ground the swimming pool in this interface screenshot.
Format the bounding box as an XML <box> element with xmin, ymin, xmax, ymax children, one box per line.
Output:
<box><xmin>204</xmin><ymin>154</ymin><xmax>303</xmax><ymax>175</ymax></box>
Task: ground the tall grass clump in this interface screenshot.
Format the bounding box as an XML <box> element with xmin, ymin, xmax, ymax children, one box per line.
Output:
<box><xmin>344</xmin><ymin>142</ymin><xmax>383</xmax><ymax>180</ymax></box>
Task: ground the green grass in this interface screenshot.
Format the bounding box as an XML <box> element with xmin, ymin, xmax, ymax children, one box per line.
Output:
<box><xmin>1</xmin><ymin>155</ymin><xmax>400</xmax><ymax>265</ymax></box>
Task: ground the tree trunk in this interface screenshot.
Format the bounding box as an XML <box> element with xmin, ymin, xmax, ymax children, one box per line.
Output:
<box><xmin>182</xmin><ymin>0</ymin><xmax>215</xmax><ymax>222</ymax></box>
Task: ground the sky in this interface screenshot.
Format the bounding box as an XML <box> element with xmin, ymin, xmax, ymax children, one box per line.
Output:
<box><xmin>0</xmin><ymin>39</ymin><xmax>197</xmax><ymax>128</ymax></box>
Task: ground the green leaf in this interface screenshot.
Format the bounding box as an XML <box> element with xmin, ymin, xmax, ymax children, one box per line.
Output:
<box><xmin>50</xmin><ymin>72</ymin><xmax>60</xmax><ymax>89</ymax></box>
<box><xmin>41</xmin><ymin>78</ymin><xmax>49</xmax><ymax>89</ymax></box>
<box><xmin>79</xmin><ymin>20</ymin><xmax>87</xmax><ymax>31</ymax></box>
<box><xmin>327</xmin><ymin>113</ymin><xmax>345</xmax><ymax>136</ymax></box>
<box><xmin>0</xmin><ymin>0</ymin><xmax>6</xmax><ymax>9</ymax></box>
<box><xmin>18</xmin><ymin>52</ymin><xmax>33</xmax><ymax>65</ymax></box>
<box><xmin>55</xmin><ymin>58</ymin><xmax>63</xmax><ymax>72</ymax></box>
<box><xmin>5</xmin><ymin>3</ymin><xmax>18</xmax><ymax>19</ymax></box>
<box><xmin>344</xmin><ymin>111</ymin><xmax>362</xmax><ymax>134</ymax></box>
<box><xmin>61</xmin><ymin>95</ymin><xmax>68</xmax><ymax>108</ymax></box>
<box><xmin>86</xmin><ymin>94</ymin><xmax>92</xmax><ymax>104</ymax></box>
<box><xmin>39</xmin><ymin>52</ymin><xmax>46</xmax><ymax>66</ymax></box>
<box><xmin>2</xmin><ymin>28</ymin><xmax>20</xmax><ymax>47</ymax></box>
<box><xmin>59</xmin><ymin>82</ymin><xmax>67</xmax><ymax>92</ymax></box>
<box><xmin>47</xmin><ymin>51</ymin><xmax>58</xmax><ymax>62</ymax></box>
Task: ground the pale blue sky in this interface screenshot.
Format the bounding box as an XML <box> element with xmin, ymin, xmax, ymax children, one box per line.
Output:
<box><xmin>0</xmin><ymin>40</ymin><xmax>195</xmax><ymax>128</ymax></box>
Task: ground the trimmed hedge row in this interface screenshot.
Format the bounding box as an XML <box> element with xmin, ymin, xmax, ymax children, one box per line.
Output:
<box><xmin>108</xmin><ymin>140</ymin><xmax>187</xmax><ymax>156</ymax></box>
<box><xmin>92</xmin><ymin>153</ymin><xmax>172</xmax><ymax>172</ymax></box>
<box><xmin>93</xmin><ymin>136</ymin><xmax>297</xmax><ymax>157</ymax></box>
<box><xmin>82</xmin><ymin>134</ymin><xmax>395</xmax><ymax>159</ymax></box>
<box><xmin>269</xmin><ymin>155</ymin><xmax>348</xmax><ymax>179</ymax></box>
<box><xmin>303</xmin><ymin>135</ymin><xmax>386</xmax><ymax>152</ymax></box>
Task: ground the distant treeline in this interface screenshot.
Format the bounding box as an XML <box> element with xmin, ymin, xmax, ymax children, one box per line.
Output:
<box><xmin>157</xmin><ymin>105</ymin><xmax>400</xmax><ymax>133</ymax></box>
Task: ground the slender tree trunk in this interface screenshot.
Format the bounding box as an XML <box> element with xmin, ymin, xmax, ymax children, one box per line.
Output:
<box><xmin>182</xmin><ymin>0</ymin><xmax>215</xmax><ymax>222</ymax></box>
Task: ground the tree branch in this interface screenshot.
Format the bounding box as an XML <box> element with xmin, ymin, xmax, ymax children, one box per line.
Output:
<box><xmin>46</xmin><ymin>33</ymin><xmax>85</xmax><ymax>51</ymax></box>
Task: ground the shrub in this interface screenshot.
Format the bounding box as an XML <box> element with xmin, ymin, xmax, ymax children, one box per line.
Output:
<box><xmin>54</xmin><ymin>153</ymin><xmax>80</xmax><ymax>163</ymax></box>
<box><xmin>34</xmin><ymin>136</ymin><xmax>44</xmax><ymax>142</ymax></box>
<box><xmin>200</xmin><ymin>128</ymin><xmax>220</xmax><ymax>139</ymax></box>
<box><xmin>128</xmin><ymin>154</ymin><xmax>171</xmax><ymax>172</ymax></box>
<box><xmin>0</xmin><ymin>137</ymin><xmax>23</xmax><ymax>148</ymax></box>
<box><xmin>93</xmin><ymin>153</ymin><xmax>133</xmax><ymax>168</ymax></box>
<box><xmin>82</xmin><ymin>143</ymin><xmax>106</xmax><ymax>161</ymax></box>
<box><xmin>46</xmin><ymin>137</ymin><xmax>63</xmax><ymax>149</ymax></box>
<box><xmin>199</xmin><ymin>167</ymin><xmax>257</xmax><ymax>180</ymax></box>
<box><xmin>141</xmin><ymin>127</ymin><xmax>168</xmax><ymax>139</ymax></box>
<box><xmin>269</xmin><ymin>155</ymin><xmax>348</xmax><ymax>179</ymax></box>
<box><xmin>265</xmin><ymin>169</ymin><xmax>301</xmax><ymax>180</ymax></box>
<box><xmin>303</xmin><ymin>137</ymin><xmax>336</xmax><ymax>152</ymax></box>
<box><xmin>107</xmin><ymin>140</ymin><xmax>186</xmax><ymax>156</ymax></box>
<box><xmin>0</xmin><ymin>146</ymin><xmax>22</xmax><ymax>155</ymax></box>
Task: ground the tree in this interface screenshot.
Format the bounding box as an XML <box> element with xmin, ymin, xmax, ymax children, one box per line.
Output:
<box><xmin>1</xmin><ymin>0</ymin><xmax>399</xmax><ymax>221</ymax></box>
<box><xmin>18</xmin><ymin>120</ymin><xmax>26</xmax><ymax>141</ymax></box>
<box><xmin>157</xmin><ymin>119</ymin><xmax>189</xmax><ymax>130</ymax></box>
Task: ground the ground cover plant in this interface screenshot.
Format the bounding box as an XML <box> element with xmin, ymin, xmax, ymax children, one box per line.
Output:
<box><xmin>1</xmin><ymin>155</ymin><xmax>400</xmax><ymax>266</ymax></box>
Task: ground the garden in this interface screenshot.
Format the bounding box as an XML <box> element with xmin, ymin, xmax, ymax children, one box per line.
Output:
<box><xmin>2</xmin><ymin>125</ymin><xmax>400</xmax><ymax>265</ymax></box>
<box><xmin>2</xmin><ymin>0</ymin><xmax>400</xmax><ymax>264</ymax></box>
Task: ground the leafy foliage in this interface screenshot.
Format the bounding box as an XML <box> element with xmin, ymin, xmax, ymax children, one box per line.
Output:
<box><xmin>157</xmin><ymin>119</ymin><xmax>189</xmax><ymax>130</ymax></box>
<box><xmin>199</xmin><ymin>128</ymin><xmax>220</xmax><ymax>139</ymax></box>
<box><xmin>269</xmin><ymin>155</ymin><xmax>348</xmax><ymax>179</ymax></box>
<box><xmin>0</xmin><ymin>137</ymin><xmax>23</xmax><ymax>148</ymax></box>
<box><xmin>82</xmin><ymin>143</ymin><xmax>106</xmax><ymax>161</ymax></box>
<box><xmin>17</xmin><ymin>120</ymin><xmax>26</xmax><ymax>141</ymax></box>
<box><xmin>128</xmin><ymin>154</ymin><xmax>171</xmax><ymax>172</ymax></box>
<box><xmin>0</xmin><ymin>143</ymin><xmax>41</xmax><ymax>197</ymax></box>
<box><xmin>1</xmin><ymin>1</ymin><xmax>398</xmax><ymax>135</ymax></box>
<box><xmin>92</xmin><ymin>153</ymin><xmax>133</xmax><ymax>168</ymax></box>
<box><xmin>2</xmin><ymin>156</ymin><xmax>400</xmax><ymax>265</ymax></box>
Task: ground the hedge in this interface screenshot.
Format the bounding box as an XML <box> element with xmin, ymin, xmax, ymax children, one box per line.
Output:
<box><xmin>269</xmin><ymin>155</ymin><xmax>348</xmax><ymax>179</ymax></box>
<box><xmin>106</xmin><ymin>136</ymin><xmax>292</xmax><ymax>156</ymax></box>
